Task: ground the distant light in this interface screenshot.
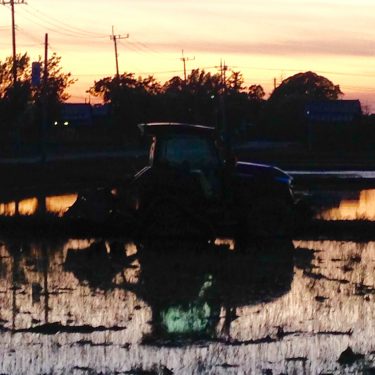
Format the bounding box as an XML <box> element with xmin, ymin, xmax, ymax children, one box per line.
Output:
<box><xmin>210</xmin><ymin>95</ymin><xmax>215</xmax><ymax>99</ymax></box>
<box><xmin>214</xmin><ymin>238</ymin><xmax>235</xmax><ymax>250</ymax></box>
<box><xmin>306</xmin><ymin>111</ymin><xmax>310</xmax><ymax>115</ymax></box>
<box><xmin>54</xmin><ymin>121</ymin><xmax>58</xmax><ymax>126</ymax></box>
<box><xmin>63</xmin><ymin>121</ymin><xmax>69</xmax><ymax>126</ymax></box>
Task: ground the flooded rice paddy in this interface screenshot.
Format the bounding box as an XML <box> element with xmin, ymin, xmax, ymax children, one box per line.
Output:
<box><xmin>1</xmin><ymin>180</ymin><xmax>375</xmax><ymax>374</ymax></box>
<box><xmin>0</xmin><ymin>237</ymin><xmax>375</xmax><ymax>374</ymax></box>
<box><xmin>315</xmin><ymin>189</ymin><xmax>375</xmax><ymax>221</ymax></box>
<box><xmin>0</xmin><ymin>194</ymin><xmax>78</xmax><ymax>217</ymax></box>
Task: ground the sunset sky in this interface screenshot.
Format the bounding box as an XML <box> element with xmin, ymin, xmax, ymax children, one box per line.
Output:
<box><xmin>1</xmin><ymin>0</ymin><xmax>375</xmax><ymax>110</ymax></box>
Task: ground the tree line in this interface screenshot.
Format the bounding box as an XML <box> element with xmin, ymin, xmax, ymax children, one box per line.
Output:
<box><xmin>0</xmin><ymin>53</ymin><xmax>74</xmax><ymax>136</ymax></box>
<box><xmin>0</xmin><ymin>52</ymin><xmax>347</xmax><ymax>146</ymax></box>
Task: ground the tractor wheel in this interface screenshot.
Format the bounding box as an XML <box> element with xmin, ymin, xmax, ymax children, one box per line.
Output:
<box><xmin>140</xmin><ymin>199</ymin><xmax>214</xmax><ymax>240</ymax></box>
<box><xmin>244</xmin><ymin>198</ymin><xmax>294</xmax><ymax>239</ymax></box>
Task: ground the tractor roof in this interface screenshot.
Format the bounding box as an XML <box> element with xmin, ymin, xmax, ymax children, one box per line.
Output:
<box><xmin>138</xmin><ymin>122</ymin><xmax>215</xmax><ymax>137</ymax></box>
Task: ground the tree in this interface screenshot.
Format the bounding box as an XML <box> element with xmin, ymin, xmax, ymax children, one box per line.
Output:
<box><xmin>0</xmin><ymin>53</ymin><xmax>32</xmax><ymax>129</ymax></box>
<box><xmin>33</xmin><ymin>53</ymin><xmax>75</xmax><ymax>103</ymax></box>
<box><xmin>32</xmin><ymin>53</ymin><xmax>76</xmax><ymax>130</ymax></box>
<box><xmin>248</xmin><ymin>85</ymin><xmax>265</xmax><ymax>101</ymax></box>
<box><xmin>226</xmin><ymin>71</ymin><xmax>245</xmax><ymax>94</ymax></box>
<box><xmin>88</xmin><ymin>68</ymin><xmax>266</xmax><ymax>140</ymax></box>
<box><xmin>269</xmin><ymin>71</ymin><xmax>342</xmax><ymax>102</ymax></box>
<box><xmin>0</xmin><ymin>52</ymin><xmax>75</xmax><ymax>130</ymax></box>
<box><xmin>163</xmin><ymin>69</ymin><xmax>222</xmax><ymax>125</ymax></box>
<box><xmin>88</xmin><ymin>73</ymin><xmax>163</xmax><ymax>137</ymax></box>
<box><xmin>264</xmin><ymin>71</ymin><xmax>343</xmax><ymax>140</ymax></box>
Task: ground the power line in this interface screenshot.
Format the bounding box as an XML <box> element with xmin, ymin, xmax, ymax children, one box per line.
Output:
<box><xmin>17</xmin><ymin>25</ymin><xmax>44</xmax><ymax>45</ymax></box>
<box><xmin>131</xmin><ymin>37</ymin><xmax>161</xmax><ymax>54</ymax></box>
<box><xmin>343</xmin><ymin>86</ymin><xmax>375</xmax><ymax>92</ymax></box>
<box><xmin>27</xmin><ymin>3</ymin><xmax>106</xmax><ymax>38</ymax></box>
<box><xmin>16</xmin><ymin>6</ymin><xmax>77</xmax><ymax>37</ymax></box>
<box><xmin>17</xmin><ymin>6</ymin><xmax>106</xmax><ymax>40</ymax></box>
<box><xmin>0</xmin><ymin>42</ymin><xmax>38</xmax><ymax>47</ymax></box>
<box><xmin>232</xmin><ymin>65</ymin><xmax>375</xmax><ymax>79</ymax></box>
<box><xmin>119</xmin><ymin>40</ymin><xmax>150</xmax><ymax>57</ymax></box>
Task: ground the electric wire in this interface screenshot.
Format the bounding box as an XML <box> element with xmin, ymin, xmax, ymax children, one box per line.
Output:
<box><xmin>17</xmin><ymin>26</ymin><xmax>43</xmax><ymax>44</ymax></box>
<box><xmin>232</xmin><ymin>65</ymin><xmax>375</xmax><ymax>79</ymax></box>
<box><xmin>129</xmin><ymin>37</ymin><xmax>176</xmax><ymax>60</ymax></box>
<box><xmin>3</xmin><ymin>4</ymin><xmax>375</xmax><ymax>95</ymax></box>
<box><xmin>17</xmin><ymin>5</ymin><xmax>107</xmax><ymax>39</ymax></box>
<box><xmin>7</xmin><ymin>4</ymin><xmax>375</xmax><ymax>81</ymax></box>
<box><xmin>26</xmin><ymin>3</ymin><xmax>107</xmax><ymax>38</ymax></box>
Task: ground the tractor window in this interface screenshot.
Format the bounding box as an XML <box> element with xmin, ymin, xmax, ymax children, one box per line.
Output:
<box><xmin>160</xmin><ymin>136</ymin><xmax>220</xmax><ymax>169</ymax></box>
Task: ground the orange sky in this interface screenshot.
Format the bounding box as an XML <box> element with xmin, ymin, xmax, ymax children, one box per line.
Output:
<box><xmin>1</xmin><ymin>0</ymin><xmax>375</xmax><ymax>110</ymax></box>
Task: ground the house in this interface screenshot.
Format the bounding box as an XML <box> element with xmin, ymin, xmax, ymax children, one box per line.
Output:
<box><xmin>305</xmin><ymin>100</ymin><xmax>362</xmax><ymax>123</ymax></box>
<box><xmin>305</xmin><ymin>100</ymin><xmax>362</xmax><ymax>150</ymax></box>
<box><xmin>54</xmin><ymin>103</ymin><xmax>112</xmax><ymax>128</ymax></box>
<box><xmin>55</xmin><ymin>103</ymin><xmax>93</xmax><ymax>127</ymax></box>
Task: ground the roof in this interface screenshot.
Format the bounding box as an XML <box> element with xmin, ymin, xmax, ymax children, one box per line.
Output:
<box><xmin>305</xmin><ymin>100</ymin><xmax>362</xmax><ymax>123</ymax></box>
<box><xmin>61</xmin><ymin>103</ymin><xmax>92</xmax><ymax>123</ymax></box>
<box><xmin>138</xmin><ymin>122</ymin><xmax>215</xmax><ymax>137</ymax></box>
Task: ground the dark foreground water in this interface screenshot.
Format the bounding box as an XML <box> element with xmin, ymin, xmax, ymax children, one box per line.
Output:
<box><xmin>0</xmin><ymin>237</ymin><xmax>374</xmax><ymax>374</ymax></box>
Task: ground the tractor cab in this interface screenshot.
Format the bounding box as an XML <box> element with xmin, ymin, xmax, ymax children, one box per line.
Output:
<box><xmin>127</xmin><ymin>122</ymin><xmax>294</xmax><ymax>238</ymax></box>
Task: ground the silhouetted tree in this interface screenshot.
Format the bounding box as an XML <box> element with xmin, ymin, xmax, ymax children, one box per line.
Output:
<box><xmin>225</xmin><ymin>71</ymin><xmax>248</xmax><ymax>136</ymax></box>
<box><xmin>88</xmin><ymin>73</ymin><xmax>163</xmax><ymax>138</ymax></box>
<box><xmin>248</xmin><ymin>85</ymin><xmax>265</xmax><ymax>101</ymax></box>
<box><xmin>0</xmin><ymin>52</ymin><xmax>75</xmax><ymax>139</ymax></box>
<box><xmin>32</xmin><ymin>53</ymin><xmax>76</xmax><ymax>132</ymax></box>
<box><xmin>163</xmin><ymin>69</ymin><xmax>222</xmax><ymax>125</ymax></box>
<box><xmin>263</xmin><ymin>71</ymin><xmax>343</xmax><ymax>140</ymax></box>
<box><xmin>89</xmin><ymin>68</ymin><xmax>266</xmax><ymax>141</ymax></box>
<box><xmin>0</xmin><ymin>54</ymin><xmax>32</xmax><ymax>130</ymax></box>
<box><xmin>227</xmin><ymin>71</ymin><xmax>245</xmax><ymax>94</ymax></box>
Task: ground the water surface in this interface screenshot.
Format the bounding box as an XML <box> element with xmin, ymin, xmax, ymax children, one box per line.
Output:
<box><xmin>1</xmin><ymin>238</ymin><xmax>374</xmax><ymax>374</ymax></box>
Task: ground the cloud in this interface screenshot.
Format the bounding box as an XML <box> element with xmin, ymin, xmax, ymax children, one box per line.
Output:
<box><xmin>152</xmin><ymin>38</ymin><xmax>375</xmax><ymax>58</ymax></box>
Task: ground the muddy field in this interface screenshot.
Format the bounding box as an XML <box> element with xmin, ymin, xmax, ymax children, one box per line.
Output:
<box><xmin>0</xmin><ymin>236</ymin><xmax>375</xmax><ymax>374</ymax></box>
<box><xmin>1</xmin><ymin>175</ymin><xmax>375</xmax><ymax>374</ymax></box>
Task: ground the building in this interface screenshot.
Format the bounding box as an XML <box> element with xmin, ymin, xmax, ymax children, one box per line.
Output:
<box><xmin>54</xmin><ymin>103</ymin><xmax>111</xmax><ymax>128</ymax></box>
<box><xmin>306</xmin><ymin>100</ymin><xmax>362</xmax><ymax>123</ymax></box>
<box><xmin>305</xmin><ymin>100</ymin><xmax>362</xmax><ymax>150</ymax></box>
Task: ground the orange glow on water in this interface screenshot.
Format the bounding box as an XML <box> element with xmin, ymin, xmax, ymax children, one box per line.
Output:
<box><xmin>0</xmin><ymin>198</ymin><xmax>38</xmax><ymax>216</ymax></box>
<box><xmin>214</xmin><ymin>238</ymin><xmax>235</xmax><ymax>250</ymax></box>
<box><xmin>45</xmin><ymin>194</ymin><xmax>78</xmax><ymax>217</ymax></box>
<box><xmin>0</xmin><ymin>194</ymin><xmax>78</xmax><ymax>217</ymax></box>
<box><xmin>319</xmin><ymin>189</ymin><xmax>375</xmax><ymax>220</ymax></box>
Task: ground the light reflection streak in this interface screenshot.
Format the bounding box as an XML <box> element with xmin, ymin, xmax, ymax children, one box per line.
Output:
<box><xmin>214</xmin><ymin>238</ymin><xmax>235</xmax><ymax>250</ymax></box>
<box><xmin>0</xmin><ymin>194</ymin><xmax>78</xmax><ymax>217</ymax></box>
<box><xmin>45</xmin><ymin>194</ymin><xmax>78</xmax><ymax>216</ymax></box>
<box><xmin>318</xmin><ymin>189</ymin><xmax>375</xmax><ymax>220</ymax></box>
<box><xmin>0</xmin><ymin>239</ymin><xmax>374</xmax><ymax>373</ymax></box>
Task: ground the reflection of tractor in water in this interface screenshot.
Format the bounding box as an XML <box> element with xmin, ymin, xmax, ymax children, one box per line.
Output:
<box><xmin>62</xmin><ymin>239</ymin><xmax>294</xmax><ymax>342</ymax></box>
<box><xmin>132</xmin><ymin>239</ymin><xmax>294</xmax><ymax>342</ymax></box>
<box><xmin>118</xmin><ymin>123</ymin><xmax>295</xmax><ymax>239</ymax></box>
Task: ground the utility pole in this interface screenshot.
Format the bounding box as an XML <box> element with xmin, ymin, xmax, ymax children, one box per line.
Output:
<box><xmin>40</xmin><ymin>32</ymin><xmax>48</xmax><ymax>165</ymax></box>
<box><xmin>1</xmin><ymin>0</ymin><xmax>26</xmax><ymax>84</ymax></box>
<box><xmin>180</xmin><ymin>49</ymin><xmax>195</xmax><ymax>82</ymax></box>
<box><xmin>218</xmin><ymin>59</ymin><xmax>228</xmax><ymax>87</ymax></box>
<box><xmin>110</xmin><ymin>26</ymin><xmax>129</xmax><ymax>78</ymax></box>
<box><xmin>217</xmin><ymin>60</ymin><xmax>229</xmax><ymax>151</ymax></box>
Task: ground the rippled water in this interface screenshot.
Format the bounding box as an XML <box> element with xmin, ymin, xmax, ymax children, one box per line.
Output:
<box><xmin>0</xmin><ymin>194</ymin><xmax>78</xmax><ymax>217</ymax></box>
<box><xmin>1</xmin><ymin>237</ymin><xmax>374</xmax><ymax>374</ymax></box>
<box><xmin>317</xmin><ymin>189</ymin><xmax>375</xmax><ymax>221</ymax></box>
